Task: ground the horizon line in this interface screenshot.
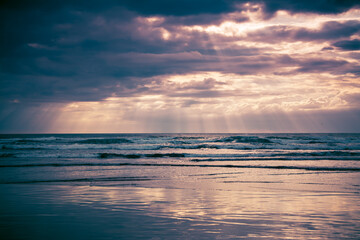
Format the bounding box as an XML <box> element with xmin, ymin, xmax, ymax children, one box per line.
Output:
<box><xmin>1</xmin><ymin>132</ymin><xmax>360</xmax><ymax>135</ymax></box>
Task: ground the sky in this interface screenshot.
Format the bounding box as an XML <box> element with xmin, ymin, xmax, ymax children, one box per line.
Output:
<box><xmin>1</xmin><ymin>0</ymin><xmax>360</xmax><ymax>133</ymax></box>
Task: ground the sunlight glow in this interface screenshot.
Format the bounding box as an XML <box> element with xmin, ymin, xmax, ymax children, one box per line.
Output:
<box><xmin>45</xmin><ymin>67</ymin><xmax>360</xmax><ymax>133</ymax></box>
<box><xmin>6</xmin><ymin>6</ymin><xmax>358</xmax><ymax>133</ymax></box>
<box><xmin>181</xmin><ymin>7</ymin><xmax>360</xmax><ymax>38</ymax></box>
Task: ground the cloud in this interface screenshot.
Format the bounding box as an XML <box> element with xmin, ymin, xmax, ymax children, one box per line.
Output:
<box><xmin>247</xmin><ymin>20</ymin><xmax>360</xmax><ymax>43</ymax></box>
<box><xmin>1</xmin><ymin>0</ymin><xmax>360</xmax><ymax>132</ymax></box>
<box><xmin>295</xmin><ymin>20</ymin><xmax>360</xmax><ymax>40</ymax></box>
<box><xmin>296</xmin><ymin>59</ymin><xmax>349</xmax><ymax>74</ymax></box>
<box><xmin>333</xmin><ymin>39</ymin><xmax>360</xmax><ymax>50</ymax></box>
<box><xmin>120</xmin><ymin>0</ymin><xmax>238</xmax><ymax>16</ymax></box>
<box><xmin>341</xmin><ymin>93</ymin><xmax>360</xmax><ymax>107</ymax></box>
<box><xmin>2</xmin><ymin>0</ymin><xmax>359</xmax><ymax>17</ymax></box>
<box><xmin>262</xmin><ymin>0</ymin><xmax>360</xmax><ymax>16</ymax></box>
<box><xmin>177</xmin><ymin>78</ymin><xmax>225</xmax><ymax>90</ymax></box>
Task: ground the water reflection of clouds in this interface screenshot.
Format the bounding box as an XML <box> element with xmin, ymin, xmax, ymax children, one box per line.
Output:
<box><xmin>61</xmin><ymin>179</ymin><xmax>360</xmax><ymax>239</ymax></box>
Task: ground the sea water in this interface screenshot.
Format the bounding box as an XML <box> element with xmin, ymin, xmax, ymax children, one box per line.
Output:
<box><xmin>0</xmin><ymin>133</ymin><xmax>359</xmax><ymax>239</ymax></box>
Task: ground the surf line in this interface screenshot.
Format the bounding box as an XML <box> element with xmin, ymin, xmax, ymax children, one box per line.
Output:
<box><xmin>0</xmin><ymin>162</ymin><xmax>359</xmax><ymax>172</ymax></box>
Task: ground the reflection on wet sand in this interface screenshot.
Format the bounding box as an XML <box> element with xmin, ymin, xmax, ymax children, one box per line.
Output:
<box><xmin>1</xmin><ymin>164</ymin><xmax>359</xmax><ymax>239</ymax></box>
<box><xmin>56</xmin><ymin>175</ymin><xmax>360</xmax><ymax>239</ymax></box>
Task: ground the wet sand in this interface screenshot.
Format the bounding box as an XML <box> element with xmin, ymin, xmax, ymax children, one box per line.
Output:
<box><xmin>1</xmin><ymin>165</ymin><xmax>359</xmax><ymax>239</ymax></box>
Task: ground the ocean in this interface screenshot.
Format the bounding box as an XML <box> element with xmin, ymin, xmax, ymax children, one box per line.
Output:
<box><xmin>0</xmin><ymin>133</ymin><xmax>359</xmax><ymax>239</ymax></box>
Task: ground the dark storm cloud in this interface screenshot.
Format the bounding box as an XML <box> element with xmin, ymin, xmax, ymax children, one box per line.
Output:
<box><xmin>261</xmin><ymin>0</ymin><xmax>360</xmax><ymax>17</ymax></box>
<box><xmin>333</xmin><ymin>39</ymin><xmax>360</xmax><ymax>50</ymax></box>
<box><xmin>162</xmin><ymin>14</ymin><xmax>244</xmax><ymax>26</ymax></box>
<box><xmin>126</xmin><ymin>0</ymin><xmax>359</xmax><ymax>17</ymax></box>
<box><xmin>100</xmin><ymin>0</ymin><xmax>349</xmax><ymax>16</ymax></box>
<box><xmin>0</xmin><ymin>0</ymin><xmax>360</xmax><ymax>107</ymax></box>
<box><xmin>103</xmin><ymin>51</ymin><xmax>297</xmax><ymax>79</ymax></box>
<box><xmin>119</xmin><ymin>0</ymin><xmax>238</xmax><ymax>16</ymax></box>
<box><xmin>2</xmin><ymin>0</ymin><xmax>359</xmax><ymax>16</ymax></box>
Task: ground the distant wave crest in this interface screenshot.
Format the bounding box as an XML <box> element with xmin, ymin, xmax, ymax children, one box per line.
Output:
<box><xmin>98</xmin><ymin>152</ymin><xmax>185</xmax><ymax>159</ymax></box>
<box><xmin>217</xmin><ymin>136</ymin><xmax>273</xmax><ymax>144</ymax></box>
<box><xmin>1</xmin><ymin>162</ymin><xmax>359</xmax><ymax>172</ymax></box>
<box><xmin>75</xmin><ymin>138</ymin><xmax>133</xmax><ymax>144</ymax></box>
<box><xmin>0</xmin><ymin>153</ymin><xmax>15</xmax><ymax>158</ymax></box>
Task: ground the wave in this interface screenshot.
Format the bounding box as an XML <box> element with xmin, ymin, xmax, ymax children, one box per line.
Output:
<box><xmin>308</xmin><ymin>141</ymin><xmax>327</xmax><ymax>144</ymax></box>
<box><xmin>192</xmin><ymin>144</ymin><xmax>219</xmax><ymax>149</ymax></box>
<box><xmin>190</xmin><ymin>157</ymin><xmax>360</xmax><ymax>162</ymax></box>
<box><xmin>14</xmin><ymin>139</ymin><xmax>43</xmax><ymax>144</ymax></box>
<box><xmin>98</xmin><ymin>153</ymin><xmax>141</xmax><ymax>159</ymax></box>
<box><xmin>75</xmin><ymin>138</ymin><xmax>133</xmax><ymax>144</ymax></box>
<box><xmin>3</xmin><ymin>143</ymin><xmax>359</xmax><ymax>152</ymax></box>
<box><xmin>1</xmin><ymin>162</ymin><xmax>359</xmax><ymax>172</ymax></box>
<box><xmin>273</xmin><ymin>151</ymin><xmax>360</xmax><ymax>157</ymax></box>
<box><xmin>157</xmin><ymin>144</ymin><xmax>219</xmax><ymax>150</ymax></box>
<box><xmin>3</xmin><ymin>137</ymin><xmax>59</xmax><ymax>144</ymax></box>
<box><xmin>3</xmin><ymin>176</ymin><xmax>155</xmax><ymax>184</ymax></box>
<box><xmin>0</xmin><ymin>153</ymin><xmax>15</xmax><ymax>158</ymax></box>
<box><xmin>267</xmin><ymin>136</ymin><xmax>292</xmax><ymax>140</ymax></box>
<box><xmin>145</xmin><ymin>153</ymin><xmax>186</xmax><ymax>158</ymax></box>
<box><xmin>1</xmin><ymin>145</ymin><xmax>45</xmax><ymax>150</ymax></box>
<box><xmin>172</xmin><ymin>136</ymin><xmax>204</xmax><ymax>140</ymax></box>
<box><xmin>98</xmin><ymin>153</ymin><xmax>185</xmax><ymax>159</ymax></box>
<box><xmin>217</xmin><ymin>136</ymin><xmax>273</xmax><ymax>144</ymax></box>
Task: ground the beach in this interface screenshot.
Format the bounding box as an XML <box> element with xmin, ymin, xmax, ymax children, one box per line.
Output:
<box><xmin>1</xmin><ymin>134</ymin><xmax>360</xmax><ymax>239</ymax></box>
